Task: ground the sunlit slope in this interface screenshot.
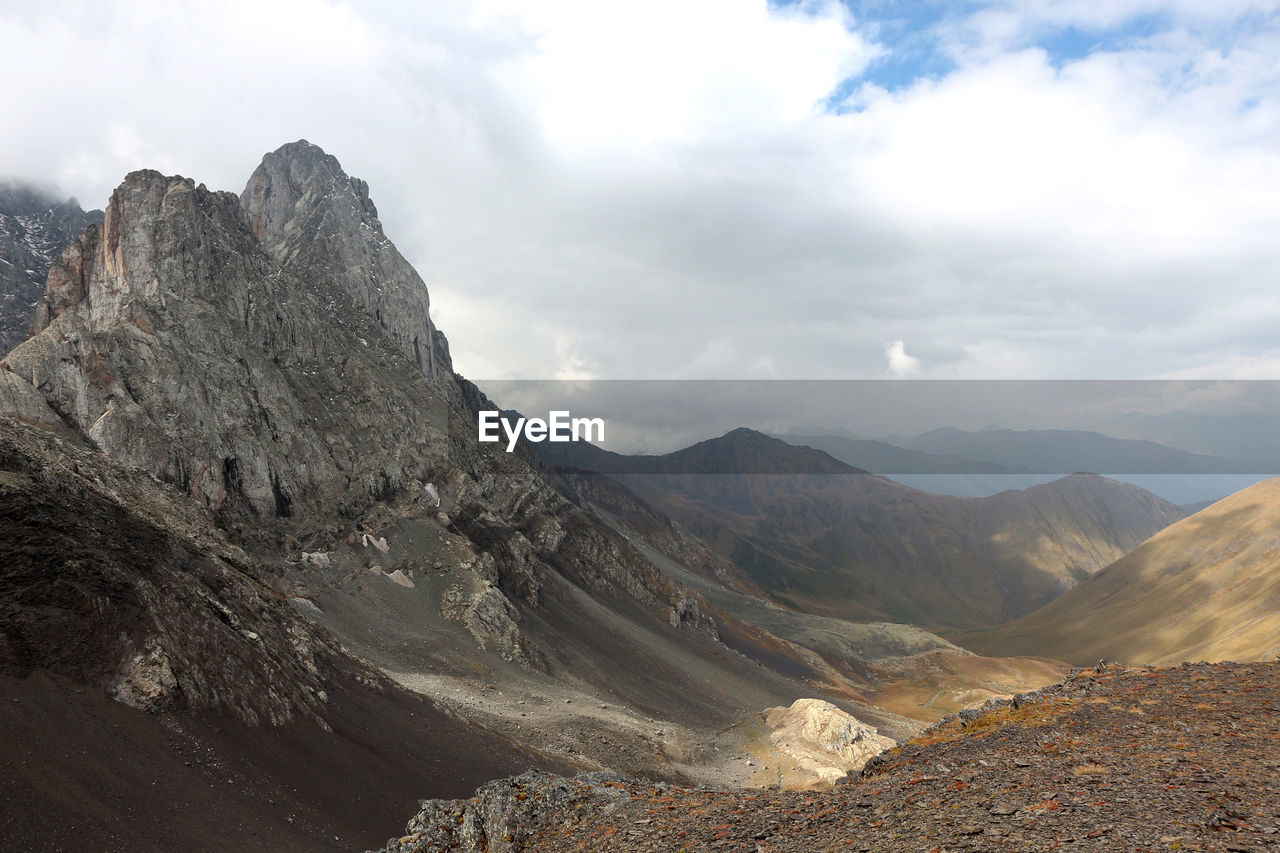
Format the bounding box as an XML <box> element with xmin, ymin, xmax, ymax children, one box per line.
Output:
<box><xmin>957</xmin><ymin>478</ymin><xmax>1280</xmax><ymax>666</ymax></box>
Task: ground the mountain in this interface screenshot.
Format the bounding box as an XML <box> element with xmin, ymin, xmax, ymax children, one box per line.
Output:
<box><xmin>1</xmin><ymin>144</ymin><xmax>467</xmax><ymax>530</ymax></box>
<box><xmin>242</xmin><ymin>144</ymin><xmax>451</xmax><ymax>380</ymax></box>
<box><xmin>0</xmin><ymin>182</ymin><xmax>103</xmax><ymax>354</ymax></box>
<box><xmin>533</xmin><ymin>429</ymin><xmax>1184</xmax><ymax>628</ymax></box>
<box><xmin>0</xmin><ymin>142</ymin><xmax>825</xmax><ymax>729</ymax></box>
<box><xmin>539</xmin><ymin>426</ymin><xmax>862</xmax><ymax>475</ymax></box>
<box><xmin>890</xmin><ymin>426</ymin><xmax>1274</xmax><ymax>474</ymax></box>
<box><xmin>2</xmin><ymin>142</ymin><xmax>1061</xmax><ymax>845</ymax></box>
<box><xmin>956</xmin><ymin>478</ymin><xmax>1280</xmax><ymax>666</ymax></box>
<box><xmin>1094</xmin><ymin>409</ymin><xmax>1280</xmax><ymax>464</ymax></box>
<box><xmin>774</xmin><ymin>433</ymin><xmax>1039</xmax><ymax>474</ymax></box>
<box><xmin>775</xmin><ymin>425</ymin><xmax>866</xmax><ymax>440</ymax></box>
<box><xmin>546</xmin><ymin>463</ymin><xmax>1066</xmax><ymax>725</ymax></box>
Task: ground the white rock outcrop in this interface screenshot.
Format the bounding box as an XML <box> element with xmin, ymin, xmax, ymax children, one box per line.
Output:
<box><xmin>763</xmin><ymin>698</ymin><xmax>895</xmax><ymax>785</ymax></box>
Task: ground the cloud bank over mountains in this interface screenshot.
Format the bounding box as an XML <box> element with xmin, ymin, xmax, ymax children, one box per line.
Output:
<box><xmin>2</xmin><ymin>0</ymin><xmax>1277</xmax><ymax>380</ymax></box>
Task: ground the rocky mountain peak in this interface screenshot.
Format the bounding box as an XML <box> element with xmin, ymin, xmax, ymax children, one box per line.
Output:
<box><xmin>3</xmin><ymin>153</ymin><xmax>454</xmax><ymax>522</ymax></box>
<box><xmin>32</xmin><ymin>170</ymin><xmax>259</xmax><ymax>336</ymax></box>
<box><xmin>1</xmin><ymin>143</ymin><xmax>728</xmax><ymax>663</ymax></box>
<box><xmin>659</xmin><ymin>427</ymin><xmax>864</xmax><ymax>475</ymax></box>
<box><xmin>241</xmin><ymin>140</ymin><xmax>451</xmax><ymax>379</ymax></box>
<box><xmin>240</xmin><ymin>139</ymin><xmax>376</xmax><ymax>240</ymax></box>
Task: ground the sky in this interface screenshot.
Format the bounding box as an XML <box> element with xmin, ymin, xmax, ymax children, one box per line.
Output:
<box><xmin>2</xmin><ymin>0</ymin><xmax>1279</xmax><ymax>382</ymax></box>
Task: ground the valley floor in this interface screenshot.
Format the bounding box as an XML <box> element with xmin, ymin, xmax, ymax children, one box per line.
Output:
<box><xmin>378</xmin><ymin>661</ymin><xmax>1280</xmax><ymax>852</ymax></box>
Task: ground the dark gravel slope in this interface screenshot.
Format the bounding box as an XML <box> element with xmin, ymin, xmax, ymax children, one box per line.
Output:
<box><xmin>0</xmin><ymin>418</ymin><xmax>574</xmax><ymax>852</ymax></box>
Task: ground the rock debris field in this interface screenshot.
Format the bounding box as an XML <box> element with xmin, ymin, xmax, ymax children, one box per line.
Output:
<box><xmin>376</xmin><ymin>662</ymin><xmax>1280</xmax><ymax>852</ymax></box>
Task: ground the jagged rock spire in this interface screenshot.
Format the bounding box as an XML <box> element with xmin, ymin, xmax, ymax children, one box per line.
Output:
<box><xmin>1</xmin><ymin>163</ymin><xmax>452</xmax><ymax>521</ymax></box>
<box><xmin>241</xmin><ymin>140</ymin><xmax>452</xmax><ymax>380</ymax></box>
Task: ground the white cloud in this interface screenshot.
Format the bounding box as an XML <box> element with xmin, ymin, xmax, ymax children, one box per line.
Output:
<box><xmin>2</xmin><ymin>1</ymin><xmax>1279</xmax><ymax>381</ymax></box>
<box><xmin>1158</xmin><ymin>353</ymin><xmax>1280</xmax><ymax>379</ymax></box>
<box><xmin>472</xmin><ymin>0</ymin><xmax>877</xmax><ymax>152</ymax></box>
<box><xmin>885</xmin><ymin>340</ymin><xmax>922</xmax><ymax>377</ymax></box>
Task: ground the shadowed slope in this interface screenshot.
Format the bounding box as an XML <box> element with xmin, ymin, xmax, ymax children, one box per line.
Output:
<box><xmin>0</xmin><ymin>417</ymin><xmax>571</xmax><ymax>852</ymax></box>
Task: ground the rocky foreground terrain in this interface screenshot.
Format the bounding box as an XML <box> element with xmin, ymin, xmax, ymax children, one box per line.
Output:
<box><xmin>376</xmin><ymin>661</ymin><xmax>1280</xmax><ymax>852</ymax></box>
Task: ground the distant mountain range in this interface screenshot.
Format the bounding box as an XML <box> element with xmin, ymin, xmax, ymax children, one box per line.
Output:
<box><xmin>772</xmin><ymin>433</ymin><xmax>1039</xmax><ymax>474</ymax></box>
<box><xmin>537</xmin><ymin>428</ymin><xmax>1184</xmax><ymax>629</ymax></box>
<box><xmin>885</xmin><ymin>426</ymin><xmax>1274</xmax><ymax>474</ymax></box>
<box><xmin>549</xmin><ymin>424</ymin><xmax>1276</xmax><ymax>477</ymax></box>
<box><xmin>1093</xmin><ymin>408</ymin><xmax>1280</xmax><ymax>464</ymax></box>
<box><xmin>537</xmin><ymin>424</ymin><xmax>859</xmax><ymax>475</ymax></box>
<box><xmin>775</xmin><ymin>426</ymin><xmax>1279</xmax><ymax>505</ymax></box>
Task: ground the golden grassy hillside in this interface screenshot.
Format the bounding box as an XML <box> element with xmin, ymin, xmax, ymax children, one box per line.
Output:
<box><xmin>956</xmin><ymin>478</ymin><xmax>1280</xmax><ymax>666</ymax></box>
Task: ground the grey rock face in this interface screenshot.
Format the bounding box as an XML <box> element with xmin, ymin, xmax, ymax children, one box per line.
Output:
<box><xmin>4</xmin><ymin>167</ymin><xmax>453</xmax><ymax>523</ymax></box>
<box><xmin>108</xmin><ymin>647</ymin><xmax>179</xmax><ymax>712</ymax></box>
<box><xmin>0</xmin><ymin>369</ymin><xmax>67</xmax><ymax>433</ymax></box>
<box><xmin>241</xmin><ymin>140</ymin><xmax>451</xmax><ymax>381</ymax></box>
<box><xmin>0</xmin><ymin>182</ymin><xmax>102</xmax><ymax>354</ymax></box>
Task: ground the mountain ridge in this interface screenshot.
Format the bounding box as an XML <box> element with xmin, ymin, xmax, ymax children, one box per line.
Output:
<box><xmin>531</xmin><ymin>428</ymin><xmax>1185</xmax><ymax>628</ymax></box>
<box><xmin>537</xmin><ymin>425</ymin><xmax>870</xmax><ymax>475</ymax></box>
<box><xmin>956</xmin><ymin>476</ymin><xmax>1280</xmax><ymax>665</ymax></box>
<box><xmin>889</xmin><ymin>425</ymin><xmax>1274</xmax><ymax>474</ymax></box>
<box><xmin>0</xmin><ymin>142</ymin><xmax>975</xmax><ymax>805</ymax></box>
<box><xmin>774</xmin><ymin>432</ymin><xmax>1042</xmax><ymax>474</ymax></box>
